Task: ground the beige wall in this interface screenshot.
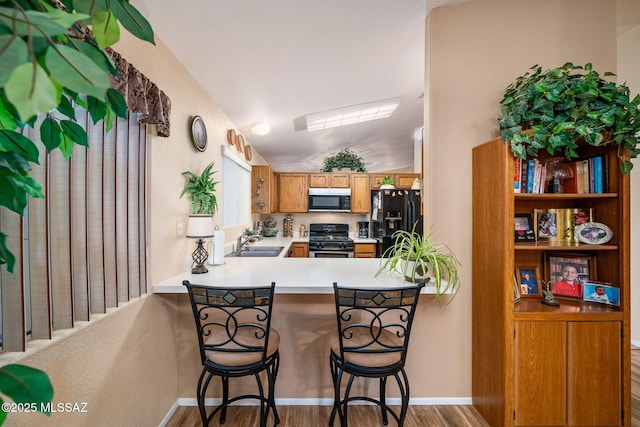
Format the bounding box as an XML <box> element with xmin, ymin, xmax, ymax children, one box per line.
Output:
<box><xmin>617</xmin><ymin>1</ymin><xmax>640</xmax><ymax>344</ymax></box>
<box><xmin>424</xmin><ymin>0</ymin><xmax>617</xmax><ymax>397</ymax></box>
<box><xmin>5</xmin><ymin>295</ymin><xmax>177</xmax><ymax>427</ymax></box>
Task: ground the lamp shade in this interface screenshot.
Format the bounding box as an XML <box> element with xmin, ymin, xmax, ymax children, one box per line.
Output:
<box><xmin>186</xmin><ymin>214</ymin><xmax>215</xmax><ymax>238</ymax></box>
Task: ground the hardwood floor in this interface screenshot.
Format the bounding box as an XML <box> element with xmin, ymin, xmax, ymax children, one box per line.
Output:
<box><xmin>165</xmin><ymin>404</ymin><xmax>490</xmax><ymax>427</ymax></box>
<box><xmin>632</xmin><ymin>347</ymin><xmax>640</xmax><ymax>427</ymax></box>
<box><xmin>166</xmin><ymin>349</ymin><xmax>640</xmax><ymax>426</ymax></box>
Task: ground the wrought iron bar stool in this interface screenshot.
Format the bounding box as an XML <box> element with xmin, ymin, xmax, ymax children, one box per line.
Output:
<box><xmin>329</xmin><ymin>281</ymin><xmax>424</xmax><ymax>426</ymax></box>
<box><xmin>183</xmin><ymin>280</ymin><xmax>280</xmax><ymax>427</ymax></box>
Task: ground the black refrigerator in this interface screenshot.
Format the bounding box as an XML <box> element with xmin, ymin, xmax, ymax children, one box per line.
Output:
<box><xmin>370</xmin><ymin>189</ymin><xmax>423</xmax><ymax>257</ymax></box>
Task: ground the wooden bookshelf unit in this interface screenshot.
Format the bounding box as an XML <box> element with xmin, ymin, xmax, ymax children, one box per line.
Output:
<box><xmin>472</xmin><ymin>137</ymin><xmax>630</xmax><ymax>427</ymax></box>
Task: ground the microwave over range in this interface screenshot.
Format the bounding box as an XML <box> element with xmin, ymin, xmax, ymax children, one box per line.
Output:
<box><xmin>308</xmin><ymin>188</ymin><xmax>351</xmax><ymax>213</ymax></box>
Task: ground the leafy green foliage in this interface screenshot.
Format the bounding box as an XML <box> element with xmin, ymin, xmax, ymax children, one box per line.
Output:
<box><xmin>0</xmin><ymin>364</ymin><xmax>53</xmax><ymax>419</ymax></box>
<box><xmin>321</xmin><ymin>148</ymin><xmax>367</xmax><ymax>172</ymax></box>
<box><xmin>376</xmin><ymin>222</ymin><xmax>461</xmax><ymax>304</ymax></box>
<box><xmin>377</xmin><ymin>175</ymin><xmax>396</xmax><ymax>186</ymax></box>
<box><xmin>180</xmin><ymin>162</ymin><xmax>219</xmax><ymax>215</ymax></box>
<box><xmin>499</xmin><ymin>63</ymin><xmax>640</xmax><ymax>174</ymax></box>
<box><xmin>0</xmin><ymin>1</ymin><xmax>154</xmax><ymax>274</ymax></box>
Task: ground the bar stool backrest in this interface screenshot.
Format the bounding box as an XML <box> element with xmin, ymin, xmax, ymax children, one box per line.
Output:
<box><xmin>183</xmin><ymin>280</ymin><xmax>276</xmax><ymax>366</ymax></box>
<box><xmin>332</xmin><ymin>282</ymin><xmax>424</xmax><ymax>367</ymax></box>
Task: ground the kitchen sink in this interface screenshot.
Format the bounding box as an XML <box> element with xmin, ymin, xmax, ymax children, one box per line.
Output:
<box><xmin>226</xmin><ymin>246</ymin><xmax>285</xmax><ymax>257</ymax></box>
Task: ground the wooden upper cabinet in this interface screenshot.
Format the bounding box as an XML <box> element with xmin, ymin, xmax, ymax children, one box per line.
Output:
<box><xmin>309</xmin><ymin>173</ymin><xmax>350</xmax><ymax>188</ymax></box>
<box><xmin>350</xmin><ymin>174</ymin><xmax>370</xmax><ymax>214</ymax></box>
<box><xmin>252</xmin><ymin>166</ymin><xmax>278</xmax><ymax>214</ymax></box>
<box><xmin>395</xmin><ymin>174</ymin><xmax>420</xmax><ymax>189</ymax></box>
<box><xmin>278</xmin><ymin>173</ymin><xmax>308</xmax><ymax>213</ymax></box>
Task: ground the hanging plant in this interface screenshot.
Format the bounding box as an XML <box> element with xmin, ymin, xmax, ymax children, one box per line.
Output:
<box><xmin>321</xmin><ymin>148</ymin><xmax>367</xmax><ymax>172</ymax></box>
<box><xmin>499</xmin><ymin>63</ymin><xmax>640</xmax><ymax>174</ymax></box>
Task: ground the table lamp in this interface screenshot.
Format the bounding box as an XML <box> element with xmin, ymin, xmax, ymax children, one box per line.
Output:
<box><xmin>186</xmin><ymin>214</ymin><xmax>215</xmax><ymax>274</ymax></box>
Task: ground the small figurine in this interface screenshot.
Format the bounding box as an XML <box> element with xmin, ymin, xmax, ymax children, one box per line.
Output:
<box><xmin>540</xmin><ymin>279</ymin><xmax>560</xmax><ymax>306</ymax></box>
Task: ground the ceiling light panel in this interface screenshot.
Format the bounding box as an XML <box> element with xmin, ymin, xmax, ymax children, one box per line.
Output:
<box><xmin>305</xmin><ymin>98</ymin><xmax>400</xmax><ymax>131</ymax></box>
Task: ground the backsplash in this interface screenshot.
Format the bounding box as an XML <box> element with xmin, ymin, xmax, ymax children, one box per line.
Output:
<box><xmin>257</xmin><ymin>213</ymin><xmax>369</xmax><ymax>238</ymax></box>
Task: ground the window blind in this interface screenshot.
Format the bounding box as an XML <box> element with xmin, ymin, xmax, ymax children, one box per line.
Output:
<box><xmin>0</xmin><ymin>109</ymin><xmax>148</xmax><ymax>352</ymax></box>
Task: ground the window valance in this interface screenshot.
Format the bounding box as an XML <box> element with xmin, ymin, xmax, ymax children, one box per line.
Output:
<box><xmin>105</xmin><ymin>48</ymin><xmax>172</xmax><ymax>137</ymax></box>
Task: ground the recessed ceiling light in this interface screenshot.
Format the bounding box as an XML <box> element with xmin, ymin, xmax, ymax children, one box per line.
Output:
<box><xmin>305</xmin><ymin>98</ymin><xmax>400</xmax><ymax>132</ymax></box>
<box><xmin>251</xmin><ymin>122</ymin><xmax>271</xmax><ymax>135</ymax></box>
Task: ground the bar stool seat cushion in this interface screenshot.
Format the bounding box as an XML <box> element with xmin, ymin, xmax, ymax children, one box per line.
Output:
<box><xmin>329</xmin><ymin>327</ymin><xmax>402</xmax><ymax>368</ymax></box>
<box><xmin>205</xmin><ymin>328</ymin><xmax>280</xmax><ymax>367</ymax></box>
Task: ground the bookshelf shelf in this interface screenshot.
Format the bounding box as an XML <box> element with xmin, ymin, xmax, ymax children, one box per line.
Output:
<box><xmin>514</xmin><ymin>242</ymin><xmax>618</xmax><ymax>251</ymax></box>
<box><xmin>514</xmin><ymin>192</ymin><xmax>617</xmax><ymax>200</ymax></box>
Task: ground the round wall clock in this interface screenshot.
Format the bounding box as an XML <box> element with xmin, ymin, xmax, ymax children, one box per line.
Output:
<box><xmin>190</xmin><ymin>116</ymin><xmax>207</xmax><ymax>152</ymax></box>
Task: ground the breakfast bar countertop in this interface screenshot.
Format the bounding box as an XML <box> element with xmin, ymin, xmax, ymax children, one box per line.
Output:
<box><xmin>152</xmin><ymin>257</ymin><xmax>444</xmax><ymax>294</ymax></box>
<box><xmin>153</xmin><ymin>236</ymin><xmax>443</xmax><ymax>294</ymax></box>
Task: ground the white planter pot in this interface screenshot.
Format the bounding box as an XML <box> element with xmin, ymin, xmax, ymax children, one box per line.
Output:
<box><xmin>401</xmin><ymin>258</ymin><xmax>429</xmax><ymax>283</ymax></box>
<box><xmin>380</xmin><ymin>184</ymin><xmax>395</xmax><ymax>189</ymax></box>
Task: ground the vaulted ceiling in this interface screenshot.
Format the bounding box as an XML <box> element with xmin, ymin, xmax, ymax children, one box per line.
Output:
<box><xmin>134</xmin><ymin>0</ymin><xmax>431</xmax><ymax>172</ymax></box>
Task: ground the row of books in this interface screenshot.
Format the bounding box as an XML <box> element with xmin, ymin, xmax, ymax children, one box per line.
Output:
<box><xmin>514</xmin><ymin>154</ymin><xmax>607</xmax><ymax>194</ymax></box>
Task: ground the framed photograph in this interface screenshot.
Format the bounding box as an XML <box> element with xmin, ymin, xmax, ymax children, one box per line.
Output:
<box><xmin>582</xmin><ymin>281</ymin><xmax>620</xmax><ymax>307</ymax></box>
<box><xmin>545</xmin><ymin>253</ymin><xmax>597</xmax><ymax>299</ymax></box>
<box><xmin>575</xmin><ymin>222</ymin><xmax>613</xmax><ymax>245</ymax></box>
<box><xmin>514</xmin><ymin>214</ymin><xmax>535</xmax><ymax>242</ymax></box>
<box><xmin>535</xmin><ymin>210</ymin><xmax>557</xmax><ymax>239</ymax></box>
<box><xmin>516</xmin><ymin>266</ymin><xmax>541</xmax><ymax>296</ymax></box>
<box><xmin>534</xmin><ymin>208</ymin><xmax>593</xmax><ymax>242</ymax></box>
<box><xmin>513</xmin><ymin>274</ymin><xmax>521</xmax><ymax>303</ymax></box>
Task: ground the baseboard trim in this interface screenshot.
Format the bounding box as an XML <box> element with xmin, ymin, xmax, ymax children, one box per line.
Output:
<box><xmin>175</xmin><ymin>396</ymin><xmax>472</xmax><ymax>407</ymax></box>
<box><xmin>158</xmin><ymin>399</ymin><xmax>180</xmax><ymax>427</ymax></box>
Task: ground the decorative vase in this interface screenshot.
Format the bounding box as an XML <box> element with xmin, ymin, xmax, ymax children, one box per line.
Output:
<box><xmin>380</xmin><ymin>184</ymin><xmax>395</xmax><ymax>189</ymax></box>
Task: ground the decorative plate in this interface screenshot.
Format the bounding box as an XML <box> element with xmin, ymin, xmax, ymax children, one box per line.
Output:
<box><xmin>190</xmin><ymin>116</ymin><xmax>207</xmax><ymax>152</ymax></box>
<box><xmin>227</xmin><ymin>129</ymin><xmax>236</xmax><ymax>145</ymax></box>
<box><xmin>235</xmin><ymin>134</ymin><xmax>245</xmax><ymax>153</ymax></box>
<box><xmin>244</xmin><ymin>144</ymin><xmax>252</xmax><ymax>161</ymax></box>
<box><xmin>575</xmin><ymin>222</ymin><xmax>613</xmax><ymax>245</ymax></box>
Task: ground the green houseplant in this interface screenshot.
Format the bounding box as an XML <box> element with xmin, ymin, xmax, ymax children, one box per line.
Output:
<box><xmin>376</xmin><ymin>222</ymin><xmax>461</xmax><ymax>303</ymax></box>
<box><xmin>180</xmin><ymin>162</ymin><xmax>219</xmax><ymax>215</ymax></box>
<box><xmin>377</xmin><ymin>176</ymin><xmax>396</xmax><ymax>187</ymax></box>
<box><xmin>321</xmin><ymin>148</ymin><xmax>367</xmax><ymax>172</ymax></box>
<box><xmin>499</xmin><ymin>63</ymin><xmax>640</xmax><ymax>174</ymax></box>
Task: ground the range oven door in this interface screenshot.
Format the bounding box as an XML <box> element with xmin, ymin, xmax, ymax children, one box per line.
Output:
<box><xmin>309</xmin><ymin>250</ymin><xmax>354</xmax><ymax>258</ymax></box>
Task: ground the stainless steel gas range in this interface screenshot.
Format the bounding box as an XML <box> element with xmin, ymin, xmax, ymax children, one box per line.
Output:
<box><xmin>308</xmin><ymin>223</ymin><xmax>354</xmax><ymax>258</ymax></box>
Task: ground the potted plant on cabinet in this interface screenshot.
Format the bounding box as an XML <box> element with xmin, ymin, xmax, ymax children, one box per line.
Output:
<box><xmin>499</xmin><ymin>62</ymin><xmax>640</xmax><ymax>174</ymax></box>
<box><xmin>321</xmin><ymin>148</ymin><xmax>367</xmax><ymax>172</ymax></box>
<box><xmin>376</xmin><ymin>222</ymin><xmax>461</xmax><ymax>303</ymax></box>
<box><xmin>377</xmin><ymin>176</ymin><xmax>396</xmax><ymax>189</ymax></box>
<box><xmin>180</xmin><ymin>162</ymin><xmax>219</xmax><ymax>215</ymax></box>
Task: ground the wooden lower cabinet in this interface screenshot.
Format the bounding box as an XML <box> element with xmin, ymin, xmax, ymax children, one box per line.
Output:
<box><xmin>515</xmin><ymin>321</ymin><xmax>621</xmax><ymax>427</ymax></box>
<box><xmin>354</xmin><ymin>243</ymin><xmax>376</xmax><ymax>258</ymax></box>
<box><xmin>288</xmin><ymin>242</ymin><xmax>308</xmax><ymax>258</ymax></box>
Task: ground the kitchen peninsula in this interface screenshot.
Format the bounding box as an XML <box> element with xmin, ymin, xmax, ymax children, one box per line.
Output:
<box><xmin>153</xmin><ymin>237</ymin><xmax>443</xmax><ymax>294</ymax></box>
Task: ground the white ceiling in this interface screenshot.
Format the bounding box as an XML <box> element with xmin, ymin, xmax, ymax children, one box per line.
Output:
<box><xmin>133</xmin><ymin>1</ymin><xmax>452</xmax><ymax>172</ymax></box>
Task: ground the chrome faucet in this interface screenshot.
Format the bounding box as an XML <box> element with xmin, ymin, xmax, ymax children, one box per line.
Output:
<box><xmin>236</xmin><ymin>233</ymin><xmax>261</xmax><ymax>254</ymax></box>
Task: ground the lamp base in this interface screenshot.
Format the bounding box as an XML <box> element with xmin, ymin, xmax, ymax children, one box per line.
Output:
<box><xmin>191</xmin><ymin>264</ymin><xmax>208</xmax><ymax>274</ymax></box>
<box><xmin>191</xmin><ymin>238</ymin><xmax>210</xmax><ymax>274</ymax></box>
